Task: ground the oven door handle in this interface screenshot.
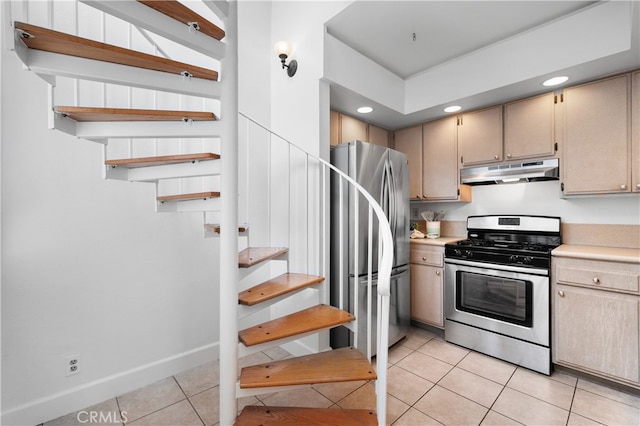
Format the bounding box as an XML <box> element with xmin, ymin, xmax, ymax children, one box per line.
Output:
<box><xmin>444</xmin><ymin>258</ymin><xmax>549</xmax><ymax>276</ymax></box>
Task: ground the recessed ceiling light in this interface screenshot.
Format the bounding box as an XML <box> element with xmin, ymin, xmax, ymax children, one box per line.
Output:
<box><xmin>543</xmin><ymin>76</ymin><xmax>569</xmax><ymax>87</ymax></box>
<box><xmin>357</xmin><ymin>106</ymin><xmax>373</xmax><ymax>114</ymax></box>
<box><xmin>444</xmin><ymin>105</ymin><xmax>462</xmax><ymax>113</ymax></box>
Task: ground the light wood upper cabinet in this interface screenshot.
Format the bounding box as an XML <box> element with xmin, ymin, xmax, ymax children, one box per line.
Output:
<box><xmin>561</xmin><ymin>74</ymin><xmax>631</xmax><ymax>195</ymax></box>
<box><xmin>330</xmin><ymin>110</ymin><xmax>340</xmax><ymax>146</ymax></box>
<box><xmin>393</xmin><ymin>125</ymin><xmax>423</xmax><ymax>200</ymax></box>
<box><xmin>458</xmin><ymin>105</ymin><xmax>503</xmax><ymax>166</ymax></box>
<box><xmin>504</xmin><ymin>92</ymin><xmax>557</xmax><ymax>160</ymax></box>
<box><xmin>329</xmin><ymin>111</ymin><xmax>390</xmax><ymax>147</ymax></box>
<box><xmin>368</xmin><ymin>124</ymin><xmax>390</xmax><ymax>148</ymax></box>
<box><xmin>339</xmin><ymin>114</ymin><xmax>368</xmax><ymax>143</ymax></box>
<box><xmin>422</xmin><ymin>117</ymin><xmax>461</xmax><ymax>201</ymax></box>
<box><xmin>633</xmin><ymin>71</ymin><xmax>640</xmax><ymax>192</ymax></box>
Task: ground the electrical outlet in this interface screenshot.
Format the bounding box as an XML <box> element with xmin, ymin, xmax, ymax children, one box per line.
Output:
<box><xmin>65</xmin><ymin>355</ymin><xmax>80</xmax><ymax>376</ymax></box>
<box><xmin>412</xmin><ymin>207</ymin><xmax>419</xmax><ymax>218</ymax></box>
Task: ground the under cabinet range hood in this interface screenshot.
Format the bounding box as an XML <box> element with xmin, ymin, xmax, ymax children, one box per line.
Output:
<box><xmin>460</xmin><ymin>158</ymin><xmax>559</xmax><ymax>185</ymax></box>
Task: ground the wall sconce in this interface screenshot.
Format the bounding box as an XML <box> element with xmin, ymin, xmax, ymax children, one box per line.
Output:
<box><xmin>274</xmin><ymin>40</ymin><xmax>297</xmax><ymax>77</ymax></box>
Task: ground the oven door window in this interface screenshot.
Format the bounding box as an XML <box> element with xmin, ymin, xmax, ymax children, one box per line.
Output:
<box><xmin>456</xmin><ymin>271</ymin><xmax>533</xmax><ymax>327</ymax></box>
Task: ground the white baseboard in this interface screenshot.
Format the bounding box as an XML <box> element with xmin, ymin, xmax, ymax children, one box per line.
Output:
<box><xmin>1</xmin><ymin>342</ymin><xmax>219</xmax><ymax>426</ymax></box>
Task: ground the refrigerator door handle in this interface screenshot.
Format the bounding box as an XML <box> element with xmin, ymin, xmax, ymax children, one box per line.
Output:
<box><xmin>381</xmin><ymin>160</ymin><xmax>390</xmax><ymax>221</ymax></box>
<box><xmin>387</xmin><ymin>158</ymin><xmax>398</xmax><ymax>244</ymax></box>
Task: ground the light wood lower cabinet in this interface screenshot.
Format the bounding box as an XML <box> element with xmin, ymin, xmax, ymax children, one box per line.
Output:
<box><xmin>552</xmin><ymin>257</ymin><xmax>640</xmax><ymax>388</ymax></box>
<box><xmin>410</xmin><ymin>244</ymin><xmax>444</xmax><ymax>328</ymax></box>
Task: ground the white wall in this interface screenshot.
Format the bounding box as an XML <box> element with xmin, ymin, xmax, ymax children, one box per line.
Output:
<box><xmin>411</xmin><ymin>181</ymin><xmax>640</xmax><ymax>226</ymax></box>
<box><xmin>1</xmin><ymin>9</ymin><xmax>221</xmax><ymax>426</ymax></box>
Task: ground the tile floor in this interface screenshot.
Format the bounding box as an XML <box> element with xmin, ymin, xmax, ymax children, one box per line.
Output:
<box><xmin>44</xmin><ymin>327</ymin><xmax>640</xmax><ymax>426</ymax></box>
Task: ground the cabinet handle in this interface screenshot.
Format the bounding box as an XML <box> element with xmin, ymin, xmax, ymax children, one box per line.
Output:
<box><xmin>494</xmin><ymin>155</ymin><xmax>499</xmax><ymax>160</ymax></box>
<box><xmin>636</xmin><ymin>183</ymin><xmax>640</xmax><ymax>189</ymax></box>
<box><xmin>558</xmin><ymin>290</ymin><xmax>565</xmax><ymax>297</ymax></box>
<box><xmin>436</xmin><ymin>270</ymin><xmax>441</xmax><ymax>276</ymax></box>
<box><xmin>422</xmin><ymin>256</ymin><xmax>427</xmax><ymax>261</ymax></box>
<box><xmin>620</xmin><ymin>184</ymin><xmax>627</xmax><ymax>190</ymax></box>
<box><xmin>506</xmin><ymin>154</ymin><xmax>512</xmax><ymax>159</ymax></box>
<box><xmin>593</xmin><ymin>277</ymin><xmax>600</xmax><ymax>284</ymax></box>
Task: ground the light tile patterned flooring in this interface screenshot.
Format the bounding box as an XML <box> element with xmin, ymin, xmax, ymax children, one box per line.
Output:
<box><xmin>45</xmin><ymin>327</ymin><xmax>640</xmax><ymax>426</ymax></box>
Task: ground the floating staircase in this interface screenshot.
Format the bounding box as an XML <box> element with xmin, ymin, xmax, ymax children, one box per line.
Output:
<box><xmin>8</xmin><ymin>1</ymin><xmax>389</xmax><ymax>424</ymax></box>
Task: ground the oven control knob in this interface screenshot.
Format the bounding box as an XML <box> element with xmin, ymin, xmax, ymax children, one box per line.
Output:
<box><xmin>509</xmin><ymin>255</ymin><xmax>518</xmax><ymax>263</ymax></box>
<box><xmin>523</xmin><ymin>256</ymin><xmax>533</xmax><ymax>264</ymax></box>
<box><xmin>454</xmin><ymin>249</ymin><xmax>462</xmax><ymax>257</ymax></box>
<box><xmin>464</xmin><ymin>250</ymin><xmax>473</xmax><ymax>258</ymax></box>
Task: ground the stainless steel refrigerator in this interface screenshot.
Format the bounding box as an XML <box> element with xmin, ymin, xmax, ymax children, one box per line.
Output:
<box><xmin>329</xmin><ymin>140</ymin><xmax>410</xmax><ymax>354</ymax></box>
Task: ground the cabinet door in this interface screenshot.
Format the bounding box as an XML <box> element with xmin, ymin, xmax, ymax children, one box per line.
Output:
<box><xmin>562</xmin><ymin>74</ymin><xmax>631</xmax><ymax>194</ymax></box>
<box><xmin>340</xmin><ymin>114</ymin><xmax>368</xmax><ymax>144</ymax></box>
<box><xmin>394</xmin><ymin>125</ymin><xmax>423</xmax><ymax>200</ymax></box>
<box><xmin>633</xmin><ymin>71</ymin><xmax>640</xmax><ymax>192</ymax></box>
<box><xmin>368</xmin><ymin>124</ymin><xmax>389</xmax><ymax>147</ymax></box>
<box><xmin>422</xmin><ymin>117</ymin><xmax>459</xmax><ymax>200</ymax></box>
<box><xmin>410</xmin><ymin>263</ymin><xmax>443</xmax><ymax>327</ymax></box>
<box><xmin>504</xmin><ymin>93</ymin><xmax>556</xmax><ymax>160</ymax></box>
<box><xmin>330</xmin><ymin>110</ymin><xmax>340</xmax><ymax>146</ymax></box>
<box><xmin>554</xmin><ymin>284</ymin><xmax>639</xmax><ymax>384</ymax></box>
<box><xmin>458</xmin><ymin>105</ymin><xmax>503</xmax><ymax>166</ymax></box>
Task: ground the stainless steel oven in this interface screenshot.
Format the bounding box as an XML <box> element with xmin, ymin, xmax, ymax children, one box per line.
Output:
<box><xmin>444</xmin><ymin>215</ymin><xmax>561</xmax><ymax>375</ymax></box>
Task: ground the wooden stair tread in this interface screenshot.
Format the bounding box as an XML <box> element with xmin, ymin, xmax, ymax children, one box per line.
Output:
<box><xmin>238</xmin><ymin>247</ymin><xmax>288</xmax><ymax>268</ymax></box>
<box><xmin>157</xmin><ymin>191</ymin><xmax>219</xmax><ymax>202</ymax></box>
<box><xmin>56</xmin><ymin>106</ymin><xmax>217</xmax><ymax>123</ymax></box>
<box><xmin>14</xmin><ymin>21</ymin><xmax>218</xmax><ymax>80</ymax></box>
<box><xmin>106</xmin><ymin>153</ymin><xmax>219</xmax><ymax>168</ymax></box>
<box><xmin>235</xmin><ymin>406</ymin><xmax>377</xmax><ymax>426</ymax></box>
<box><xmin>239</xmin><ymin>305</ymin><xmax>354</xmax><ymax>347</ymax></box>
<box><xmin>240</xmin><ymin>347</ymin><xmax>376</xmax><ymax>388</ymax></box>
<box><xmin>239</xmin><ymin>273</ymin><xmax>325</xmax><ymax>306</ymax></box>
<box><xmin>138</xmin><ymin>0</ymin><xmax>225</xmax><ymax>41</ymax></box>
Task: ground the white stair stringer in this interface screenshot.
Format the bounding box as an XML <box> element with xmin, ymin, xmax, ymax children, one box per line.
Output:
<box><xmin>13</xmin><ymin>43</ymin><xmax>221</xmax><ymax>99</ymax></box>
<box><xmin>155</xmin><ymin>196</ymin><xmax>220</xmax><ymax>213</ymax></box>
<box><xmin>105</xmin><ymin>160</ymin><xmax>221</xmax><ymax>182</ymax></box>
<box><xmin>78</xmin><ymin>0</ymin><xmax>226</xmax><ymax>60</ymax></box>
<box><xmin>52</xmin><ymin>114</ymin><xmax>223</xmax><ymax>141</ymax></box>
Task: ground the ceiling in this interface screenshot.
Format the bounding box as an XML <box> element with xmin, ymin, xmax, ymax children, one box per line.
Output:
<box><xmin>326</xmin><ymin>1</ymin><xmax>640</xmax><ymax>130</ymax></box>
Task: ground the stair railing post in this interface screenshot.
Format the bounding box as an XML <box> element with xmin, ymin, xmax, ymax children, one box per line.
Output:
<box><xmin>219</xmin><ymin>1</ymin><xmax>239</xmax><ymax>425</ymax></box>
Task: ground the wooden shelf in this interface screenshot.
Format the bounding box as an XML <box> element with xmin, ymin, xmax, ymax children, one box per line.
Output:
<box><xmin>238</xmin><ymin>247</ymin><xmax>288</xmax><ymax>268</ymax></box>
<box><xmin>239</xmin><ymin>305</ymin><xmax>353</xmax><ymax>347</ymax></box>
<box><xmin>138</xmin><ymin>0</ymin><xmax>225</xmax><ymax>41</ymax></box>
<box><xmin>157</xmin><ymin>191</ymin><xmax>219</xmax><ymax>203</ymax></box>
<box><xmin>55</xmin><ymin>106</ymin><xmax>217</xmax><ymax>122</ymax></box>
<box><xmin>15</xmin><ymin>21</ymin><xmax>218</xmax><ymax>80</ymax></box>
<box><xmin>240</xmin><ymin>347</ymin><xmax>376</xmax><ymax>388</ymax></box>
<box><xmin>106</xmin><ymin>153</ymin><xmax>219</xmax><ymax>169</ymax></box>
<box><xmin>235</xmin><ymin>406</ymin><xmax>377</xmax><ymax>426</ymax></box>
<box><xmin>239</xmin><ymin>273</ymin><xmax>324</xmax><ymax>306</ymax></box>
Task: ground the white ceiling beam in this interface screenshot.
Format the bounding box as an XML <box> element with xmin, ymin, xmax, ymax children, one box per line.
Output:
<box><xmin>405</xmin><ymin>1</ymin><xmax>633</xmax><ymax>114</ymax></box>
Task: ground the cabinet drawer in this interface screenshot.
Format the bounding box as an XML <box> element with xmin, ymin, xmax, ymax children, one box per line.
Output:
<box><xmin>410</xmin><ymin>244</ymin><xmax>443</xmax><ymax>267</ymax></box>
<box><xmin>555</xmin><ymin>258</ymin><xmax>640</xmax><ymax>294</ymax></box>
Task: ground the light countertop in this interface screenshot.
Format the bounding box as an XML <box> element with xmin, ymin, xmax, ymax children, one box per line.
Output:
<box><xmin>410</xmin><ymin>237</ymin><xmax>464</xmax><ymax>247</ymax></box>
<box><xmin>552</xmin><ymin>244</ymin><xmax>640</xmax><ymax>264</ymax></box>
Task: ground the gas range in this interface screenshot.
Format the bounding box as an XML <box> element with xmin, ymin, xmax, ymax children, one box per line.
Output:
<box><xmin>444</xmin><ymin>215</ymin><xmax>561</xmax><ymax>270</ymax></box>
<box><xmin>443</xmin><ymin>214</ymin><xmax>562</xmax><ymax>375</ymax></box>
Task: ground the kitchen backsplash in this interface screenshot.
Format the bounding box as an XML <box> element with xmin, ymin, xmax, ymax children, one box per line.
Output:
<box><xmin>412</xmin><ymin>220</ymin><xmax>639</xmax><ymax>249</ymax></box>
